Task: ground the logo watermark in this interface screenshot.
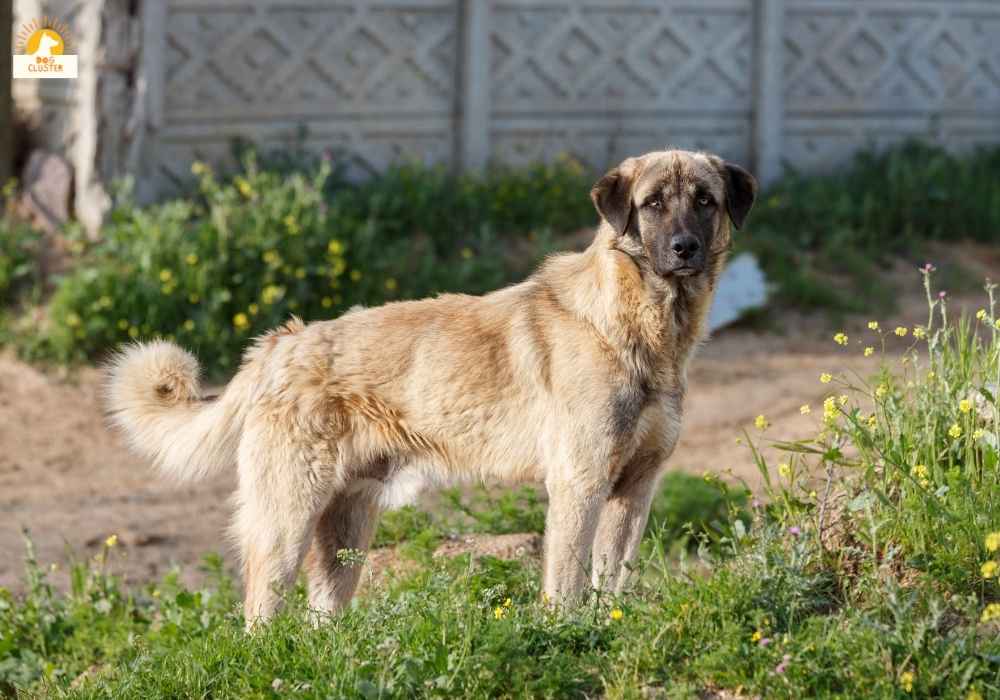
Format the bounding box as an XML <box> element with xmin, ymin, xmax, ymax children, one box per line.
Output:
<box><xmin>13</xmin><ymin>16</ymin><xmax>78</xmax><ymax>79</ymax></box>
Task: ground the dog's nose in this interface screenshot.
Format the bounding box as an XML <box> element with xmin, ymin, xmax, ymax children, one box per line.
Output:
<box><xmin>670</xmin><ymin>233</ymin><xmax>701</xmax><ymax>260</ymax></box>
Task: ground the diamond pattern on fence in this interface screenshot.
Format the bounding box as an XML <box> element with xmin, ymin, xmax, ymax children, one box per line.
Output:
<box><xmin>489</xmin><ymin>0</ymin><xmax>755</xmax><ymax>172</ymax></box>
<box><xmin>784</xmin><ymin>0</ymin><xmax>1000</xmax><ymax>172</ymax></box>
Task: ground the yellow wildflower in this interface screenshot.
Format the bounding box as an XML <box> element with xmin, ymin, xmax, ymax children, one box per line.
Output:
<box><xmin>986</xmin><ymin>532</ymin><xmax>1000</xmax><ymax>553</ymax></box>
<box><xmin>754</xmin><ymin>414</ymin><xmax>769</xmax><ymax>430</ymax></box>
<box><xmin>321</xmin><ymin>296</ymin><xmax>333</xmax><ymax>309</ymax></box>
<box><xmin>609</xmin><ymin>608</ymin><xmax>623</xmax><ymax>621</ymax></box>
<box><xmin>973</xmin><ymin>428</ymin><xmax>985</xmax><ymax>441</ymax></box>
<box><xmin>864</xmin><ymin>347</ymin><xmax>874</xmax><ymax>357</ymax></box>
<box><xmin>327</xmin><ymin>239</ymin><xmax>344</xmax><ymax>255</ymax></box>
<box><xmin>959</xmin><ymin>399</ymin><xmax>972</xmax><ymax>414</ymax></box>
<box><xmin>262</xmin><ymin>285</ymin><xmax>284</xmax><ymax>305</ymax></box>
<box><xmin>235</xmin><ymin>176</ymin><xmax>254</xmax><ymax>198</ymax></box>
<box><xmin>899</xmin><ymin>670</ymin><xmax>914</xmax><ymax>693</ymax></box>
<box><xmin>995</xmin><ymin>319</ymin><xmax>1000</xmax><ymax>331</ymax></box>
<box><xmin>233</xmin><ymin>313</ymin><xmax>249</xmax><ymax>330</ymax></box>
<box><xmin>248</xmin><ymin>303</ymin><xmax>259</xmax><ymax>316</ymax></box>
<box><xmin>967</xmin><ymin>689</ymin><xmax>983</xmax><ymax>700</ymax></box>
<box><xmin>778</xmin><ymin>463</ymin><xmax>791</xmax><ymax>479</ymax></box>
<box><xmin>800</xmin><ymin>404</ymin><xmax>811</xmax><ymax>415</ymax></box>
<box><xmin>65</xmin><ymin>312</ymin><xmax>81</xmax><ymax>328</ymax></box>
<box><xmin>190</xmin><ymin>161</ymin><xmax>207</xmax><ymax>176</ymax></box>
<box><xmin>750</xmin><ymin>630</ymin><xmax>762</xmax><ymax>642</ymax></box>
<box><xmin>385</xmin><ymin>278</ymin><xmax>398</xmax><ymax>292</ymax></box>
<box><xmin>981</xmin><ymin>561</ymin><xmax>998</xmax><ymax>578</ymax></box>
<box><xmin>350</xmin><ymin>269</ymin><xmax>363</xmax><ymax>282</ymax></box>
<box><xmin>833</xmin><ymin>332</ymin><xmax>848</xmax><ymax>346</ymax></box>
<box><xmin>839</xmin><ymin>395</ymin><xmax>849</xmax><ymax>407</ymax></box>
<box><xmin>820</xmin><ymin>373</ymin><xmax>832</xmax><ymax>384</ymax></box>
<box><xmin>128</xmin><ymin>326</ymin><xmax>139</xmax><ymax>339</ymax></box>
<box><xmin>493</xmin><ymin>606</ymin><xmax>506</xmax><ymax>620</ymax></box>
<box><xmin>105</xmin><ymin>534</ymin><xmax>118</xmax><ymax>548</ymax></box>
<box><xmin>186</xmin><ymin>253</ymin><xmax>198</xmax><ymax>266</ymax></box>
<box><xmin>913</xmin><ymin>326</ymin><xmax>926</xmax><ymax>339</ymax></box>
<box><xmin>823</xmin><ymin>396</ymin><xmax>838</xmax><ymax>423</ymax></box>
<box><xmin>868</xmin><ymin>321</ymin><xmax>879</xmax><ymax>330</ymax></box>
<box><xmin>183</xmin><ymin>320</ymin><xmax>195</xmax><ymax>332</ymax></box>
<box><xmin>976</xmin><ymin>309</ymin><xmax>987</xmax><ymax>321</ymax></box>
<box><xmin>911</xmin><ymin>464</ymin><xmax>929</xmax><ymax>480</ymax></box>
<box><xmin>948</xmin><ymin>423</ymin><xmax>962</xmax><ymax>439</ymax></box>
<box><xmin>867</xmin><ymin>414</ymin><xmax>877</xmax><ymax>428</ymax></box>
<box><xmin>983</xmin><ymin>603</ymin><xmax>1000</xmax><ymax>622</ymax></box>
<box><xmin>461</xmin><ymin>247</ymin><xmax>474</xmax><ymax>260</ymax></box>
<box><xmin>809</xmin><ymin>490</ymin><xmax>817</xmax><ymax>500</ymax></box>
<box><xmin>875</xmin><ymin>384</ymin><xmax>888</xmax><ymax>399</ymax></box>
<box><xmin>927</xmin><ymin>371</ymin><xmax>935</xmax><ymax>380</ymax></box>
<box><xmin>895</xmin><ymin>326</ymin><xmax>908</xmax><ymax>337</ymax></box>
<box><xmin>284</xmin><ymin>214</ymin><xmax>300</xmax><ymax>235</ymax></box>
<box><xmin>504</xmin><ymin>598</ymin><xmax>512</xmax><ymax>608</ymax></box>
<box><xmin>159</xmin><ymin>269</ymin><xmax>173</xmax><ymax>283</ymax></box>
<box><xmin>118</xmin><ymin>319</ymin><xmax>129</xmax><ymax>330</ymax></box>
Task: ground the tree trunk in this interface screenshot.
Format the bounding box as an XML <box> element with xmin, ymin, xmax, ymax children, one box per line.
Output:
<box><xmin>0</xmin><ymin>0</ymin><xmax>13</xmax><ymax>186</ymax></box>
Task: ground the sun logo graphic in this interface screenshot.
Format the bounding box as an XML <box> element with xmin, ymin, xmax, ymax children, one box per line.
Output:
<box><xmin>13</xmin><ymin>16</ymin><xmax>78</xmax><ymax>79</ymax></box>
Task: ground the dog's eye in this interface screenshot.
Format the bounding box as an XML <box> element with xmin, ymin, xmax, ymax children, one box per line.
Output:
<box><xmin>644</xmin><ymin>197</ymin><xmax>662</xmax><ymax>209</ymax></box>
<box><xmin>696</xmin><ymin>195</ymin><xmax>713</xmax><ymax>208</ymax></box>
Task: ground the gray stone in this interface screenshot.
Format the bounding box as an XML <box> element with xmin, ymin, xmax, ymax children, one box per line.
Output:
<box><xmin>19</xmin><ymin>150</ymin><xmax>72</xmax><ymax>234</ymax></box>
<box><xmin>708</xmin><ymin>253</ymin><xmax>768</xmax><ymax>331</ymax></box>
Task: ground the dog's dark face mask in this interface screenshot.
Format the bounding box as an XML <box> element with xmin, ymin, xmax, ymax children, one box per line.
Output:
<box><xmin>590</xmin><ymin>151</ymin><xmax>757</xmax><ymax>279</ymax></box>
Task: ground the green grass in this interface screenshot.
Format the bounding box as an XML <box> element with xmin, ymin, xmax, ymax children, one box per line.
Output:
<box><xmin>3</xmin><ymin>271</ymin><xmax>999</xmax><ymax>698</ymax></box>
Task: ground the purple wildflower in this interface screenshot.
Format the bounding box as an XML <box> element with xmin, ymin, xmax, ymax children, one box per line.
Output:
<box><xmin>774</xmin><ymin>654</ymin><xmax>792</xmax><ymax>675</ymax></box>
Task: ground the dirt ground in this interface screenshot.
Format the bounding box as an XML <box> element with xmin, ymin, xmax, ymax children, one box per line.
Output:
<box><xmin>2</xmin><ymin>245</ymin><xmax>997</xmax><ymax>593</ymax></box>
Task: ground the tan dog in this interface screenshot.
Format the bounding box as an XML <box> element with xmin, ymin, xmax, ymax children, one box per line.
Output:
<box><xmin>106</xmin><ymin>149</ymin><xmax>757</xmax><ymax>628</ymax></box>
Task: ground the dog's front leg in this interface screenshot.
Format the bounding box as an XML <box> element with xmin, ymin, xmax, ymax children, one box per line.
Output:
<box><xmin>590</xmin><ymin>451</ymin><xmax>664</xmax><ymax>593</ymax></box>
<box><xmin>541</xmin><ymin>479</ymin><xmax>609</xmax><ymax>606</ymax></box>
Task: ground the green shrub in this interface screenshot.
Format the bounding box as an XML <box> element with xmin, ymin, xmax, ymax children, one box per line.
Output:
<box><xmin>26</xmin><ymin>156</ymin><xmax>592</xmax><ymax>374</ymax></box>
<box><xmin>752</xmin><ymin>268</ymin><xmax>1000</xmax><ymax>597</ymax></box>
<box><xmin>0</xmin><ymin>217</ymin><xmax>41</xmax><ymax>307</ymax></box>
<box><xmin>740</xmin><ymin>141</ymin><xmax>1000</xmax><ymax>312</ymax></box>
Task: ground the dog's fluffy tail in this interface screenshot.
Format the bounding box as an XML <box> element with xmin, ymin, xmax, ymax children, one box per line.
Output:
<box><xmin>105</xmin><ymin>340</ymin><xmax>248</xmax><ymax>483</ymax></box>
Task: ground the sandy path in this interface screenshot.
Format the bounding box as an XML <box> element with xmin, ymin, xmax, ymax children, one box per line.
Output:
<box><xmin>0</xmin><ymin>334</ymin><xmax>868</xmax><ymax>592</ymax></box>
<box><xmin>1</xmin><ymin>246</ymin><xmax>994</xmax><ymax>592</ymax></box>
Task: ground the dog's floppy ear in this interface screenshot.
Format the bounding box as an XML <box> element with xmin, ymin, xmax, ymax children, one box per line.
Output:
<box><xmin>591</xmin><ymin>157</ymin><xmax>640</xmax><ymax>236</ymax></box>
<box><xmin>721</xmin><ymin>162</ymin><xmax>758</xmax><ymax>230</ymax></box>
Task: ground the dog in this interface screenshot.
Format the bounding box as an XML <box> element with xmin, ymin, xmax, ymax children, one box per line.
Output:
<box><xmin>106</xmin><ymin>149</ymin><xmax>757</xmax><ymax>628</ymax></box>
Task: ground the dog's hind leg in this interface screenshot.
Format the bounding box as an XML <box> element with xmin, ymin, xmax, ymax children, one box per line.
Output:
<box><xmin>303</xmin><ymin>480</ymin><xmax>381</xmax><ymax>621</ymax></box>
<box><xmin>234</xmin><ymin>430</ymin><xmax>336</xmax><ymax>631</ymax></box>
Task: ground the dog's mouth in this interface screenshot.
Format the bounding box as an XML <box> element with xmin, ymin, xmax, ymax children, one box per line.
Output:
<box><xmin>663</xmin><ymin>265</ymin><xmax>703</xmax><ymax>278</ymax></box>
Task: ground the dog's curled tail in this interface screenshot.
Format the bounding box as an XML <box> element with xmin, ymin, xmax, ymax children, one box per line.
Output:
<box><xmin>105</xmin><ymin>340</ymin><xmax>248</xmax><ymax>483</ymax></box>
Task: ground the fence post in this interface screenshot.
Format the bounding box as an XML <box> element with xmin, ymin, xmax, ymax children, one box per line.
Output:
<box><xmin>459</xmin><ymin>0</ymin><xmax>490</xmax><ymax>171</ymax></box>
<box><xmin>753</xmin><ymin>0</ymin><xmax>785</xmax><ymax>187</ymax></box>
<box><xmin>129</xmin><ymin>0</ymin><xmax>166</xmax><ymax>203</ymax></box>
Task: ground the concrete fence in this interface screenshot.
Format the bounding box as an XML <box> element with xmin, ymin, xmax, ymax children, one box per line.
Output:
<box><xmin>11</xmin><ymin>0</ymin><xmax>1000</xmax><ymax>230</ymax></box>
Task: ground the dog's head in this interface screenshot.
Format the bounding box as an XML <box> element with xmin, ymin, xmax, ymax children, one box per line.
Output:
<box><xmin>590</xmin><ymin>150</ymin><xmax>757</xmax><ymax>279</ymax></box>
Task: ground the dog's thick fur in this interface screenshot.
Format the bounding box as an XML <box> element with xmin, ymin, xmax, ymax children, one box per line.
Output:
<box><xmin>106</xmin><ymin>150</ymin><xmax>757</xmax><ymax>627</ymax></box>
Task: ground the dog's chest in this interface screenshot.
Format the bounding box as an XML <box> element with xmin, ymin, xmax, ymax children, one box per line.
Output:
<box><xmin>607</xmin><ymin>378</ymin><xmax>683</xmax><ymax>447</ymax></box>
